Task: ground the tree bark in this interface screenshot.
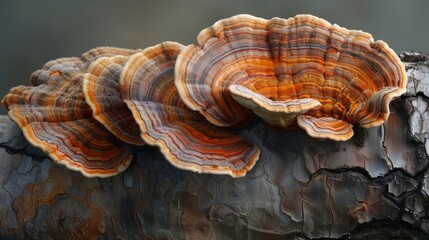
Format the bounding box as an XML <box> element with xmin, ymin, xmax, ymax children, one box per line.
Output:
<box><xmin>0</xmin><ymin>52</ymin><xmax>429</xmax><ymax>239</ymax></box>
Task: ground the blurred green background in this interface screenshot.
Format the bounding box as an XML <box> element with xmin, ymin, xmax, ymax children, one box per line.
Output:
<box><xmin>1</xmin><ymin>0</ymin><xmax>428</xmax><ymax>114</ymax></box>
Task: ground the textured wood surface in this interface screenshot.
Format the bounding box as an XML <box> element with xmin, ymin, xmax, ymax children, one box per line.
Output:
<box><xmin>0</xmin><ymin>52</ymin><xmax>428</xmax><ymax>239</ymax></box>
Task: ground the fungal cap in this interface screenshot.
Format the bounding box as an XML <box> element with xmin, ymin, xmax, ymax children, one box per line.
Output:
<box><xmin>83</xmin><ymin>55</ymin><xmax>145</xmax><ymax>145</ymax></box>
<box><xmin>297</xmin><ymin>115</ymin><xmax>354</xmax><ymax>141</ymax></box>
<box><xmin>2</xmin><ymin>48</ymin><xmax>140</xmax><ymax>177</ymax></box>
<box><xmin>122</xmin><ymin>41</ymin><xmax>260</xmax><ymax>177</ymax></box>
<box><xmin>175</xmin><ymin>14</ymin><xmax>407</xmax><ymax>140</ymax></box>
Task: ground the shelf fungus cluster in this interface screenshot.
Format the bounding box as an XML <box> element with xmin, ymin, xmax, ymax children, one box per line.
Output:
<box><xmin>176</xmin><ymin>14</ymin><xmax>407</xmax><ymax>141</ymax></box>
<box><xmin>1</xmin><ymin>14</ymin><xmax>406</xmax><ymax>177</ymax></box>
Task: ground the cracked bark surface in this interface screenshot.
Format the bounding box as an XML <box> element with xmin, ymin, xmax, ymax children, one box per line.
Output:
<box><xmin>0</xmin><ymin>52</ymin><xmax>429</xmax><ymax>239</ymax></box>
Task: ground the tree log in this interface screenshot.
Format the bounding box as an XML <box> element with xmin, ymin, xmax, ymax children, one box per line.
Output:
<box><xmin>0</xmin><ymin>52</ymin><xmax>429</xmax><ymax>239</ymax></box>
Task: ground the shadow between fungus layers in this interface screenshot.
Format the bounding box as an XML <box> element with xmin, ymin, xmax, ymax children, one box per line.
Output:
<box><xmin>1</xmin><ymin>14</ymin><xmax>406</xmax><ymax>178</ymax></box>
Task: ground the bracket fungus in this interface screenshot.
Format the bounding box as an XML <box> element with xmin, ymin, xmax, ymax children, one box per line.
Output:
<box><xmin>175</xmin><ymin>14</ymin><xmax>406</xmax><ymax>140</ymax></box>
<box><xmin>121</xmin><ymin>42</ymin><xmax>260</xmax><ymax>177</ymax></box>
<box><xmin>1</xmin><ymin>47</ymin><xmax>139</xmax><ymax>177</ymax></box>
<box><xmin>83</xmin><ymin>55</ymin><xmax>145</xmax><ymax>145</ymax></box>
<box><xmin>1</xmin><ymin>14</ymin><xmax>406</xmax><ymax>178</ymax></box>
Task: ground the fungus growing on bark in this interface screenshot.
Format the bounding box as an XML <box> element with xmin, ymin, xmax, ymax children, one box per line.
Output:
<box><xmin>2</xmin><ymin>14</ymin><xmax>406</xmax><ymax>179</ymax></box>
<box><xmin>175</xmin><ymin>14</ymin><xmax>406</xmax><ymax>140</ymax></box>
<box><xmin>121</xmin><ymin>42</ymin><xmax>260</xmax><ymax>177</ymax></box>
<box><xmin>1</xmin><ymin>48</ymin><xmax>138</xmax><ymax>177</ymax></box>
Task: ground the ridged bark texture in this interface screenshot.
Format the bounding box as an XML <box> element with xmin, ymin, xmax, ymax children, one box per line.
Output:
<box><xmin>0</xmin><ymin>51</ymin><xmax>428</xmax><ymax>239</ymax></box>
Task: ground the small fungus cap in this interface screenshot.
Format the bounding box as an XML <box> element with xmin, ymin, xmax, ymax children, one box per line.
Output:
<box><xmin>83</xmin><ymin>55</ymin><xmax>145</xmax><ymax>145</ymax></box>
